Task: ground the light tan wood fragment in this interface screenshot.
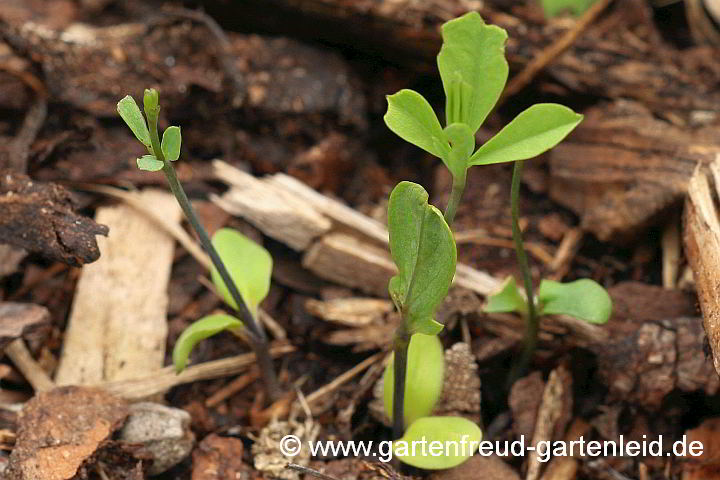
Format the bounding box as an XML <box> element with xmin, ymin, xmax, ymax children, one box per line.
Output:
<box><xmin>662</xmin><ymin>214</ymin><xmax>681</xmax><ymax>289</ymax></box>
<box><xmin>55</xmin><ymin>190</ymin><xmax>181</xmax><ymax>385</ymax></box>
<box><xmin>302</xmin><ymin>233</ymin><xmax>396</xmax><ymax>297</ymax></box>
<box><xmin>527</xmin><ymin>366</ymin><xmax>569</xmax><ymax>480</ymax></box>
<box><xmin>540</xmin><ymin>419</ymin><xmax>591</xmax><ymax>480</ymax></box>
<box><xmin>211</xmin><ymin>163</ymin><xmax>332</xmax><ymax>250</ymax></box>
<box><xmin>683</xmin><ymin>159</ymin><xmax>720</xmax><ymax>376</ymax></box>
<box><xmin>213</xmin><ymin>160</ymin><xmax>500</xmax><ymax>296</ymax></box>
<box><xmin>305</xmin><ymin>297</ymin><xmax>393</xmax><ymax>327</ymax></box>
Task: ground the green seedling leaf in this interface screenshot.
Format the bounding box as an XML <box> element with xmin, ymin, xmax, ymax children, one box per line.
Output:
<box><xmin>210</xmin><ymin>228</ymin><xmax>272</xmax><ymax>316</ymax></box>
<box><xmin>383</xmin><ymin>333</ymin><xmax>445</xmax><ymax>428</ymax></box>
<box><xmin>438</xmin><ymin>12</ymin><xmax>508</xmax><ymax>133</ymax></box>
<box><xmin>143</xmin><ymin>88</ymin><xmax>159</xmax><ymax>114</ymax></box>
<box><xmin>162</xmin><ymin>126</ymin><xmax>182</xmax><ymax>161</ymax></box>
<box><xmin>395</xmin><ymin>416</ymin><xmax>482</xmax><ymax>469</ymax></box>
<box><xmin>484</xmin><ymin>276</ymin><xmax>528</xmax><ymax>316</ymax></box>
<box><xmin>384</xmin><ymin>89</ymin><xmax>450</xmax><ymax>160</ymax></box>
<box><xmin>136</xmin><ymin>154</ymin><xmax>163</xmax><ymax>172</ymax></box>
<box><xmin>117</xmin><ymin>95</ymin><xmax>151</xmax><ymax>147</ymax></box>
<box><xmin>537</xmin><ymin>279</ymin><xmax>612</xmax><ymax>324</ymax></box>
<box><xmin>542</xmin><ymin>0</ymin><xmax>596</xmax><ymax>17</ymax></box>
<box><xmin>388</xmin><ymin>182</ymin><xmax>457</xmax><ymax>335</ymax></box>
<box><xmin>444</xmin><ymin>123</ymin><xmax>475</xmax><ymax>179</ymax></box>
<box><xmin>470</xmin><ymin>104</ymin><xmax>583</xmax><ymax>166</ymax></box>
<box><xmin>172</xmin><ymin>313</ymin><xmax>243</xmax><ymax>373</ymax></box>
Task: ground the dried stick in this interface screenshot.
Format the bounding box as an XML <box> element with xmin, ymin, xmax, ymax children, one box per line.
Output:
<box><xmin>4</xmin><ymin>339</ymin><xmax>54</xmax><ymax>392</ymax></box>
<box><xmin>305</xmin><ymin>352</ymin><xmax>384</xmax><ymax>405</ymax></box>
<box><xmin>97</xmin><ymin>343</ymin><xmax>294</xmax><ymax>400</ymax></box>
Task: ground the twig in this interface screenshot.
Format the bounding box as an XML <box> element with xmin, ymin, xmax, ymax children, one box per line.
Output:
<box><xmin>4</xmin><ymin>339</ymin><xmax>54</xmax><ymax>392</ymax></box>
<box><xmin>549</xmin><ymin>227</ymin><xmax>583</xmax><ymax>280</ymax></box>
<box><xmin>305</xmin><ymin>352</ymin><xmax>384</xmax><ymax>405</ymax></box>
<box><xmin>455</xmin><ymin>229</ymin><xmax>555</xmax><ymax>266</ymax></box>
<box><xmin>205</xmin><ymin>367</ymin><xmax>260</xmax><ymax>407</ymax></box>
<box><xmin>500</xmin><ymin>0</ymin><xmax>614</xmax><ymax>102</ymax></box>
<box><xmin>97</xmin><ymin>343</ymin><xmax>294</xmax><ymax>400</ymax></box>
<box><xmin>258</xmin><ymin>309</ymin><xmax>288</xmax><ymax>340</ymax></box>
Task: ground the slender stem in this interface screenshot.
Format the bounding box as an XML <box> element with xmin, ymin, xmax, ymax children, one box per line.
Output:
<box><xmin>392</xmin><ymin>325</ymin><xmax>410</xmax><ymax>441</ymax></box>
<box><xmin>146</xmin><ymin>107</ymin><xmax>281</xmax><ymax>400</ymax></box>
<box><xmin>444</xmin><ymin>170</ymin><xmax>467</xmax><ymax>226</ymax></box>
<box><xmin>510</xmin><ymin>161</ymin><xmax>538</xmax><ymax>380</ymax></box>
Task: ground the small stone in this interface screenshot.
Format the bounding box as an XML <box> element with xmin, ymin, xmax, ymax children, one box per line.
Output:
<box><xmin>118</xmin><ymin>402</ymin><xmax>194</xmax><ymax>475</ymax></box>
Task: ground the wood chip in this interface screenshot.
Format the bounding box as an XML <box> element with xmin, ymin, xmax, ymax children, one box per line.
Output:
<box><xmin>302</xmin><ymin>233</ymin><xmax>395</xmax><ymax>297</ymax></box>
<box><xmin>509</xmin><ymin>372</ymin><xmax>545</xmax><ymax>441</ymax></box>
<box><xmin>526</xmin><ymin>366</ymin><xmax>572</xmax><ymax>480</ymax></box>
<box><xmin>683</xmin><ymin>158</ymin><xmax>720</xmax><ymax>376</ymax></box>
<box><xmin>192</xmin><ymin>434</ymin><xmax>250</xmax><ymax>480</ymax></box>
<box><xmin>431</xmin><ymin>454</ymin><xmax>520</xmax><ymax>480</ymax></box>
<box><xmin>213</xmin><ymin>160</ymin><xmax>501</xmax><ymax>298</ymax></box>
<box><xmin>0</xmin><ymin>171</ymin><xmax>108</xmax><ymax>266</ymax></box>
<box><xmin>5</xmin><ymin>386</ymin><xmax>129</xmax><ymax>480</ymax></box>
<box><xmin>55</xmin><ymin>190</ymin><xmax>181</xmax><ymax>386</ymax></box>
<box><xmin>0</xmin><ymin>303</ymin><xmax>48</xmax><ymax>351</ymax></box>
<box><xmin>210</xmin><ymin>164</ymin><xmax>332</xmax><ymax>250</ymax></box>
<box><xmin>550</xmin><ymin>101</ymin><xmax>720</xmax><ymax>242</ymax></box>
<box><xmin>305</xmin><ymin>297</ymin><xmax>393</xmax><ymax>327</ymax></box>
<box><xmin>681</xmin><ymin>417</ymin><xmax>720</xmax><ymax>480</ymax></box>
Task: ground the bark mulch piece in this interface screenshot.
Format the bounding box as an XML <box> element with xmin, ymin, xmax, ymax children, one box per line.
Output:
<box><xmin>0</xmin><ymin>171</ymin><xmax>107</xmax><ymax>266</ymax></box>
<box><xmin>5</xmin><ymin>386</ymin><xmax>130</xmax><ymax>480</ymax></box>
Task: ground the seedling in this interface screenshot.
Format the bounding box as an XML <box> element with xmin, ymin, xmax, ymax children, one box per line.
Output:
<box><xmin>381</xmin><ymin>11</ymin><xmax>611</xmax><ymax>468</ymax></box>
<box><xmin>117</xmin><ymin>90</ymin><xmax>281</xmax><ymax>400</ymax></box>
<box><xmin>172</xmin><ymin>228</ymin><xmax>273</xmax><ymax>373</ymax></box>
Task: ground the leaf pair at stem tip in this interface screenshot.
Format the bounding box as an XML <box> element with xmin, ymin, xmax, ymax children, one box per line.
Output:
<box><xmin>117</xmin><ymin>93</ymin><xmax>182</xmax><ymax>172</ymax></box>
<box><xmin>384</xmin><ymin>12</ymin><xmax>583</xmax><ymax>182</ymax></box>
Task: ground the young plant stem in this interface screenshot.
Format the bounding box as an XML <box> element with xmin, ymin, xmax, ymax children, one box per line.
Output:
<box><xmin>392</xmin><ymin>324</ymin><xmax>410</xmax><ymax>441</ymax></box>
<box><xmin>145</xmin><ymin>107</ymin><xmax>281</xmax><ymax>400</ymax></box>
<box><xmin>509</xmin><ymin>160</ymin><xmax>538</xmax><ymax>381</ymax></box>
<box><xmin>444</xmin><ymin>170</ymin><xmax>466</xmax><ymax>226</ymax></box>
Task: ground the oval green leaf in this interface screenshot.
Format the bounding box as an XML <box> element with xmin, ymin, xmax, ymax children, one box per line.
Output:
<box><xmin>161</xmin><ymin>126</ymin><xmax>182</xmax><ymax>161</ymax></box>
<box><xmin>210</xmin><ymin>228</ymin><xmax>272</xmax><ymax>316</ymax></box>
<box><xmin>117</xmin><ymin>95</ymin><xmax>151</xmax><ymax>147</ymax></box>
<box><xmin>172</xmin><ymin>313</ymin><xmax>243</xmax><ymax>373</ymax></box>
<box><xmin>484</xmin><ymin>276</ymin><xmax>528</xmax><ymax>316</ymax></box>
<box><xmin>136</xmin><ymin>154</ymin><xmax>163</xmax><ymax>172</ymax></box>
<box><xmin>384</xmin><ymin>89</ymin><xmax>450</xmax><ymax>161</ymax></box>
<box><xmin>395</xmin><ymin>416</ymin><xmax>482</xmax><ymax>469</ymax></box>
<box><xmin>537</xmin><ymin>279</ymin><xmax>612</xmax><ymax>324</ymax></box>
<box><xmin>383</xmin><ymin>333</ymin><xmax>445</xmax><ymax>428</ymax></box>
<box><xmin>438</xmin><ymin>12</ymin><xmax>508</xmax><ymax>133</ymax></box>
<box><xmin>388</xmin><ymin>182</ymin><xmax>456</xmax><ymax>335</ymax></box>
<box><xmin>470</xmin><ymin>104</ymin><xmax>583</xmax><ymax>166</ymax></box>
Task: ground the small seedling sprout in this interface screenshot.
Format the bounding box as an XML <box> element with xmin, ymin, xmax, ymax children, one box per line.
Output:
<box><xmin>382</xmin><ymin>11</ymin><xmax>612</xmax><ymax>468</ymax></box>
<box><xmin>117</xmin><ymin>90</ymin><xmax>281</xmax><ymax>400</ymax></box>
